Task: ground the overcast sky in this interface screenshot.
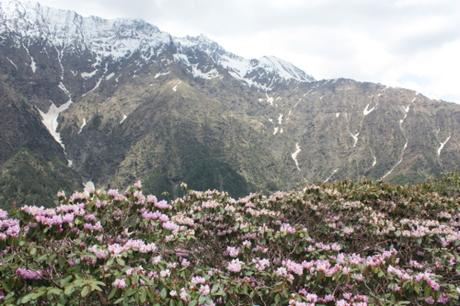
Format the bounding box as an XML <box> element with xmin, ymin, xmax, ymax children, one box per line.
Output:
<box><xmin>39</xmin><ymin>0</ymin><xmax>460</xmax><ymax>102</ymax></box>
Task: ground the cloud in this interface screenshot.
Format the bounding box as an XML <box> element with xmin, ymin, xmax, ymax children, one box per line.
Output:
<box><xmin>38</xmin><ymin>0</ymin><xmax>460</xmax><ymax>102</ymax></box>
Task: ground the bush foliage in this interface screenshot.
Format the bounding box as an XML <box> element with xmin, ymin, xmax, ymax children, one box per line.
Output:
<box><xmin>1</xmin><ymin>175</ymin><xmax>460</xmax><ymax>305</ymax></box>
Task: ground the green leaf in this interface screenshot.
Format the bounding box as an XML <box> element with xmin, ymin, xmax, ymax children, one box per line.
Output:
<box><xmin>29</xmin><ymin>247</ymin><xmax>37</xmax><ymax>256</ymax></box>
<box><xmin>81</xmin><ymin>286</ymin><xmax>90</xmax><ymax>298</ymax></box>
<box><xmin>108</xmin><ymin>288</ymin><xmax>117</xmax><ymax>300</ymax></box>
<box><xmin>116</xmin><ymin>257</ymin><xmax>125</xmax><ymax>266</ymax></box>
<box><xmin>160</xmin><ymin>288</ymin><xmax>167</xmax><ymax>299</ymax></box>
<box><xmin>64</xmin><ymin>285</ymin><xmax>75</xmax><ymax>296</ymax></box>
<box><xmin>59</xmin><ymin>275</ymin><xmax>73</xmax><ymax>286</ymax></box>
<box><xmin>189</xmin><ymin>300</ymin><xmax>197</xmax><ymax>306</ymax></box>
<box><xmin>47</xmin><ymin>287</ymin><xmax>63</xmax><ymax>296</ymax></box>
<box><xmin>19</xmin><ymin>290</ymin><xmax>45</xmax><ymax>304</ymax></box>
<box><xmin>211</xmin><ymin>284</ymin><xmax>220</xmax><ymax>294</ymax></box>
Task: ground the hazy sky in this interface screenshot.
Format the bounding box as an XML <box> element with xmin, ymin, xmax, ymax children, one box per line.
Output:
<box><xmin>39</xmin><ymin>0</ymin><xmax>460</xmax><ymax>102</ymax></box>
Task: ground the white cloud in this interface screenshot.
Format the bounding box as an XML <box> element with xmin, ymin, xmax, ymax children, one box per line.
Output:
<box><xmin>38</xmin><ymin>0</ymin><xmax>460</xmax><ymax>102</ymax></box>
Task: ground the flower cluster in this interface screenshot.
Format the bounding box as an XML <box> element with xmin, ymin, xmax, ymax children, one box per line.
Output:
<box><xmin>0</xmin><ymin>177</ymin><xmax>460</xmax><ymax>305</ymax></box>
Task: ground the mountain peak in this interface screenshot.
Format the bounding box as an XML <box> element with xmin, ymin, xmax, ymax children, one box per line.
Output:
<box><xmin>0</xmin><ymin>0</ymin><xmax>314</xmax><ymax>88</ymax></box>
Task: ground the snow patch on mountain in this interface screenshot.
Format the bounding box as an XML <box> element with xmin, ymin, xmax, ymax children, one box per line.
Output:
<box><xmin>350</xmin><ymin>131</ymin><xmax>360</xmax><ymax>147</ymax></box>
<box><xmin>324</xmin><ymin>169</ymin><xmax>339</xmax><ymax>183</ymax></box>
<box><xmin>190</xmin><ymin>64</ymin><xmax>219</xmax><ymax>80</ymax></box>
<box><xmin>291</xmin><ymin>143</ymin><xmax>301</xmax><ymax>171</ymax></box>
<box><xmin>172</xmin><ymin>80</ymin><xmax>182</xmax><ymax>92</ymax></box>
<box><xmin>382</xmin><ymin>95</ymin><xmax>418</xmax><ymax>180</ymax></box>
<box><xmin>38</xmin><ymin>101</ymin><xmax>72</xmax><ymax>148</ymax></box>
<box><xmin>105</xmin><ymin>72</ymin><xmax>115</xmax><ymax>80</ymax></box>
<box><xmin>78</xmin><ymin>118</ymin><xmax>87</xmax><ymax>134</ymax></box>
<box><xmin>6</xmin><ymin>57</ymin><xmax>17</xmax><ymax>69</ymax></box>
<box><xmin>363</xmin><ymin>104</ymin><xmax>375</xmax><ymax>116</ymax></box>
<box><xmin>372</xmin><ymin>153</ymin><xmax>377</xmax><ymax>168</ymax></box>
<box><xmin>81</xmin><ymin>70</ymin><xmax>98</xmax><ymax>79</ymax></box>
<box><xmin>382</xmin><ymin>142</ymin><xmax>407</xmax><ymax>180</ymax></box>
<box><xmin>437</xmin><ymin>135</ymin><xmax>451</xmax><ymax>157</ymax></box>
<box><xmin>154</xmin><ymin>71</ymin><xmax>170</xmax><ymax>79</ymax></box>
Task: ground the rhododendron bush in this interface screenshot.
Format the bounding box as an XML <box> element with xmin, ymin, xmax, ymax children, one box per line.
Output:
<box><xmin>1</xmin><ymin>177</ymin><xmax>460</xmax><ymax>305</ymax></box>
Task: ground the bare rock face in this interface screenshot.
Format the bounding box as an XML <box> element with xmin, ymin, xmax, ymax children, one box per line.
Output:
<box><xmin>0</xmin><ymin>0</ymin><xmax>459</xmax><ymax>205</ymax></box>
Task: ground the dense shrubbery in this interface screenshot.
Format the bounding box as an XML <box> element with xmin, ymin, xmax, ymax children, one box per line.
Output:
<box><xmin>1</xmin><ymin>176</ymin><xmax>460</xmax><ymax>305</ymax></box>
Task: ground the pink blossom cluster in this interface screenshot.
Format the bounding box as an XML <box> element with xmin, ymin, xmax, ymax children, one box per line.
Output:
<box><xmin>0</xmin><ymin>209</ymin><xmax>8</xmax><ymax>219</ymax></box>
<box><xmin>252</xmin><ymin>257</ymin><xmax>270</xmax><ymax>271</ymax></box>
<box><xmin>15</xmin><ymin>268</ymin><xmax>43</xmax><ymax>280</ymax></box>
<box><xmin>113</xmin><ymin>278</ymin><xmax>127</xmax><ymax>289</ymax></box>
<box><xmin>107</xmin><ymin>239</ymin><xmax>157</xmax><ymax>255</ymax></box>
<box><xmin>107</xmin><ymin>189</ymin><xmax>126</xmax><ymax>201</ymax></box>
<box><xmin>227</xmin><ymin>259</ymin><xmax>243</xmax><ymax>273</ymax></box>
<box><xmin>0</xmin><ymin>217</ymin><xmax>20</xmax><ymax>240</ymax></box>
<box><xmin>226</xmin><ymin>246</ymin><xmax>240</xmax><ymax>257</ymax></box>
<box><xmin>280</xmin><ymin>223</ymin><xmax>296</xmax><ymax>234</ymax></box>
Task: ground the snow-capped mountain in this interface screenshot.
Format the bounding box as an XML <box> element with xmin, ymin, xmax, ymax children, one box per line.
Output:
<box><xmin>0</xmin><ymin>0</ymin><xmax>459</xmax><ymax>207</ymax></box>
<box><xmin>0</xmin><ymin>0</ymin><xmax>313</xmax><ymax>89</ymax></box>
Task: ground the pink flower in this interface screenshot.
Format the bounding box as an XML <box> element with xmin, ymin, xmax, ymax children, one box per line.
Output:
<box><xmin>155</xmin><ymin>200</ymin><xmax>170</xmax><ymax>209</ymax></box>
<box><xmin>162</xmin><ymin>221</ymin><xmax>179</xmax><ymax>232</ymax></box>
<box><xmin>147</xmin><ymin>195</ymin><xmax>157</xmax><ymax>204</ymax></box>
<box><xmin>113</xmin><ymin>278</ymin><xmax>126</xmax><ymax>289</ymax></box>
<box><xmin>252</xmin><ymin>258</ymin><xmax>270</xmax><ymax>271</ymax></box>
<box><xmin>226</xmin><ymin>246</ymin><xmax>240</xmax><ymax>257</ymax></box>
<box><xmin>199</xmin><ymin>285</ymin><xmax>210</xmax><ymax>296</ymax></box>
<box><xmin>437</xmin><ymin>294</ymin><xmax>449</xmax><ymax>304</ymax></box>
<box><xmin>324</xmin><ymin>294</ymin><xmax>335</xmax><ymax>302</ymax></box>
<box><xmin>280</xmin><ymin>223</ymin><xmax>296</xmax><ymax>234</ymax></box>
<box><xmin>134</xmin><ymin>180</ymin><xmax>142</xmax><ymax>189</ymax></box>
<box><xmin>160</xmin><ymin>269</ymin><xmax>171</xmax><ymax>277</ymax></box>
<box><xmin>306</xmin><ymin>293</ymin><xmax>318</xmax><ymax>303</ymax></box>
<box><xmin>283</xmin><ymin>260</ymin><xmax>303</xmax><ymax>275</ymax></box>
<box><xmin>0</xmin><ymin>209</ymin><xmax>7</xmax><ymax>219</ymax></box>
<box><xmin>180</xmin><ymin>288</ymin><xmax>189</xmax><ymax>301</ymax></box>
<box><xmin>191</xmin><ymin>276</ymin><xmax>206</xmax><ymax>286</ymax></box>
<box><xmin>425</xmin><ymin>297</ymin><xmax>435</xmax><ymax>304</ymax></box>
<box><xmin>336</xmin><ymin>299</ymin><xmax>350</xmax><ymax>306</ymax></box>
<box><xmin>181</xmin><ymin>258</ymin><xmax>191</xmax><ymax>267</ymax></box>
<box><xmin>227</xmin><ymin>259</ymin><xmax>243</xmax><ymax>273</ymax></box>
<box><xmin>16</xmin><ymin>268</ymin><xmax>42</xmax><ymax>280</ymax></box>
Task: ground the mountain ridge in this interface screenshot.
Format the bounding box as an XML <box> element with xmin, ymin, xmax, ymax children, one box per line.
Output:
<box><xmin>0</xmin><ymin>0</ymin><xmax>459</xmax><ymax>207</ymax></box>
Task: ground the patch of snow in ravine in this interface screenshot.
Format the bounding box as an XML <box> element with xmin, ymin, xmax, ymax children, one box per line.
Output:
<box><xmin>105</xmin><ymin>72</ymin><xmax>115</xmax><ymax>80</ymax></box>
<box><xmin>81</xmin><ymin>69</ymin><xmax>98</xmax><ymax>79</ymax></box>
<box><xmin>324</xmin><ymin>169</ymin><xmax>339</xmax><ymax>183</ymax></box>
<box><xmin>154</xmin><ymin>71</ymin><xmax>170</xmax><ymax>79</ymax></box>
<box><xmin>363</xmin><ymin>104</ymin><xmax>375</xmax><ymax>116</ymax></box>
<box><xmin>372</xmin><ymin>154</ymin><xmax>377</xmax><ymax>168</ymax></box>
<box><xmin>6</xmin><ymin>57</ymin><xmax>17</xmax><ymax>69</ymax></box>
<box><xmin>350</xmin><ymin>131</ymin><xmax>360</xmax><ymax>147</ymax></box>
<box><xmin>265</xmin><ymin>93</ymin><xmax>274</xmax><ymax>105</ymax></box>
<box><xmin>78</xmin><ymin>118</ymin><xmax>86</xmax><ymax>134</ymax></box>
<box><xmin>172</xmin><ymin>80</ymin><xmax>182</xmax><ymax>92</ymax></box>
<box><xmin>39</xmin><ymin>101</ymin><xmax>72</xmax><ymax>148</ymax></box>
<box><xmin>437</xmin><ymin>135</ymin><xmax>451</xmax><ymax>157</ymax></box>
<box><xmin>291</xmin><ymin>142</ymin><xmax>301</xmax><ymax>171</ymax></box>
<box><xmin>23</xmin><ymin>45</ymin><xmax>36</xmax><ymax>73</ymax></box>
